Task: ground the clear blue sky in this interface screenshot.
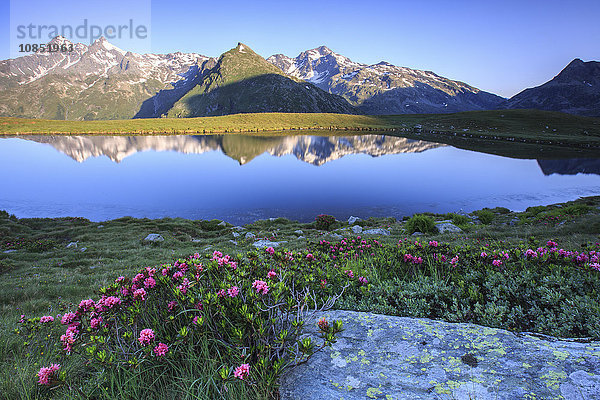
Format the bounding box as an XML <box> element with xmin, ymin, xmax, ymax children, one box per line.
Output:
<box><xmin>1</xmin><ymin>0</ymin><xmax>599</xmax><ymax>97</ymax></box>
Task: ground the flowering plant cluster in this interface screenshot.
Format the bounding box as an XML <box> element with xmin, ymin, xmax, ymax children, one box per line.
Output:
<box><xmin>20</xmin><ymin>247</ymin><xmax>348</xmax><ymax>393</ymax></box>
<box><xmin>315</xmin><ymin>214</ymin><xmax>337</xmax><ymax>231</ymax></box>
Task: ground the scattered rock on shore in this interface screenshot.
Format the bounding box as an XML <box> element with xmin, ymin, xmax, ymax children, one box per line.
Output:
<box><xmin>144</xmin><ymin>234</ymin><xmax>164</xmax><ymax>242</ymax></box>
<box><xmin>435</xmin><ymin>221</ymin><xmax>462</xmax><ymax>233</ymax></box>
<box><xmin>363</xmin><ymin>228</ymin><xmax>390</xmax><ymax>236</ymax></box>
<box><xmin>253</xmin><ymin>240</ymin><xmax>286</xmax><ymax>249</ymax></box>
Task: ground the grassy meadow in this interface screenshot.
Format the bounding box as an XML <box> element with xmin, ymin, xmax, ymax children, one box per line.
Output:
<box><xmin>1</xmin><ymin>197</ymin><xmax>599</xmax><ymax>399</ymax></box>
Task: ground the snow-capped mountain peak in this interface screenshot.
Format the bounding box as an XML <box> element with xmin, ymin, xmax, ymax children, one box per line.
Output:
<box><xmin>267</xmin><ymin>46</ymin><xmax>505</xmax><ymax>114</ymax></box>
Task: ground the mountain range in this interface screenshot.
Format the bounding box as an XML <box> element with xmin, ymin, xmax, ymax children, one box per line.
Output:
<box><xmin>1</xmin><ymin>36</ymin><xmax>598</xmax><ymax>120</ymax></box>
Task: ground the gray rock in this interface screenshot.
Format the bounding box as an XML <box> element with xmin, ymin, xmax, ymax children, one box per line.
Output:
<box><xmin>253</xmin><ymin>240</ymin><xmax>286</xmax><ymax>249</ymax></box>
<box><xmin>351</xmin><ymin>225</ymin><xmax>363</xmax><ymax>234</ymax></box>
<box><xmin>66</xmin><ymin>242</ymin><xmax>78</xmax><ymax>248</ymax></box>
<box><xmin>232</xmin><ymin>232</ymin><xmax>240</xmax><ymax>238</ymax></box>
<box><xmin>279</xmin><ymin>310</ymin><xmax>600</xmax><ymax>400</ymax></box>
<box><xmin>233</xmin><ymin>226</ymin><xmax>245</xmax><ymax>231</ymax></box>
<box><xmin>411</xmin><ymin>232</ymin><xmax>425</xmax><ymax>236</ymax></box>
<box><xmin>362</xmin><ymin>228</ymin><xmax>390</xmax><ymax>236</ymax></box>
<box><xmin>203</xmin><ymin>246</ymin><xmax>212</xmax><ymax>251</ymax></box>
<box><xmin>192</xmin><ymin>239</ymin><xmax>202</xmax><ymax>243</ymax></box>
<box><xmin>297</xmin><ymin>236</ymin><xmax>305</xmax><ymax>240</ymax></box>
<box><xmin>229</xmin><ymin>240</ymin><xmax>237</xmax><ymax>245</ymax></box>
<box><xmin>97</xmin><ymin>225</ymin><xmax>104</xmax><ymax>229</ymax></box>
<box><xmin>143</xmin><ymin>234</ymin><xmax>164</xmax><ymax>242</ymax></box>
<box><xmin>79</xmin><ymin>247</ymin><xmax>87</xmax><ymax>252</ymax></box>
<box><xmin>435</xmin><ymin>221</ymin><xmax>462</xmax><ymax>234</ymax></box>
<box><xmin>508</xmin><ymin>218</ymin><xmax>519</xmax><ymax>226</ymax></box>
<box><xmin>294</xmin><ymin>230</ymin><xmax>304</xmax><ymax>235</ymax></box>
<box><xmin>3</xmin><ymin>249</ymin><xmax>17</xmax><ymax>254</ymax></box>
<box><xmin>245</xmin><ymin>232</ymin><xmax>256</xmax><ymax>240</ymax></box>
<box><xmin>348</xmin><ymin>216</ymin><xmax>362</xmax><ymax>225</ymax></box>
<box><xmin>217</xmin><ymin>221</ymin><xmax>227</xmax><ymax>227</ymax></box>
<box><xmin>328</xmin><ymin>233</ymin><xmax>343</xmax><ymax>240</ymax></box>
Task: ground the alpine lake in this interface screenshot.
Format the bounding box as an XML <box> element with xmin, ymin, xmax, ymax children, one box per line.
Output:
<box><xmin>1</xmin><ymin>132</ymin><xmax>599</xmax><ymax>224</ymax></box>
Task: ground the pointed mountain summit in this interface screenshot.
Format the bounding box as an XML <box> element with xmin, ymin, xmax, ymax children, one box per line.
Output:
<box><xmin>166</xmin><ymin>42</ymin><xmax>357</xmax><ymax>117</ymax></box>
<box><xmin>505</xmin><ymin>58</ymin><xmax>600</xmax><ymax>117</ymax></box>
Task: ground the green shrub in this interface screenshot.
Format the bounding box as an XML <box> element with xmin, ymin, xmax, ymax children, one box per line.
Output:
<box><xmin>450</xmin><ymin>213</ymin><xmax>471</xmax><ymax>226</ymax></box>
<box><xmin>315</xmin><ymin>214</ymin><xmax>336</xmax><ymax>231</ymax></box>
<box><xmin>405</xmin><ymin>215</ymin><xmax>438</xmax><ymax>234</ymax></box>
<box><xmin>474</xmin><ymin>209</ymin><xmax>495</xmax><ymax>225</ymax></box>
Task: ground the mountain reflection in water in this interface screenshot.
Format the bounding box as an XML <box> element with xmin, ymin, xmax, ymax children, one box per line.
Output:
<box><xmin>1</xmin><ymin>133</ymin><xmax>600</xmax><ymax>223</ymax></box>
<box><xmin>537</xmin><ymin>158</ymin><xmax>600</xmax><ymax>176</ymax></box>
<box><xmin>20</xmin><ymin>134</ymin><xmax>441</xmax><ymax>165</ymax></box>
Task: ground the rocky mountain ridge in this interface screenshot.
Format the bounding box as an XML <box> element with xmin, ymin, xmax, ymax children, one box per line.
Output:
<box><xmin>1</xmin><ymin>37</ymin><xmax>598</xmax><ymax>119</ymax></box>
<box><xmin>267</xmin><ymin>46</ymin><xmax>506</xmax><ymax>114</ymax></box>
<box><xmin>504</xmin><ymin>58</ymin><xmax>600</xmax><ymax>117</ymax></box>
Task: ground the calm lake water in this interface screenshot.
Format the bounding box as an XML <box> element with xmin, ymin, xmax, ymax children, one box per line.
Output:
<box><xmin>1</xmin><ymin>134</ymin><xmax>600</xmax><ymax>224</ymax></box>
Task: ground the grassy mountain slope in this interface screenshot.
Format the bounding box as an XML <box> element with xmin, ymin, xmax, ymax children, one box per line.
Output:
<box><xmin>166</xmin><ymin>43</ymin><xmax>358</xmax><ymax>117</ymax></box>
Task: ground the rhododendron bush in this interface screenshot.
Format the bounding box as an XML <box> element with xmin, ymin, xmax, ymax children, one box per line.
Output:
<box><xmin>18</xmin><ymin>247</ymin><xmax>348</xmax><ymax>394</ymax></box>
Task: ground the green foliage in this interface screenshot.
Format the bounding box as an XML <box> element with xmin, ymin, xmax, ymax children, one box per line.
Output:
<box><xmin>448</xmin><ymin>213</ymin><xmax>470</xmax><ymax>226</ymax></box>
<box><xmin>17</xmin><ymin>248</ymin><xmax>347</xmax><ymax>397</ymax></box>
<box><xmin>315</xmin><ymin>214</ymin><xmax>336</xmax><ymax>231</ymax></box>
<box><xmin>474</xmin><ymin>209</ymin><xmax>495</xmax><ymax>224</ymax></box>
<box><xmin>405</xmin><ymin>215</ymin><xmax>438</xmax><ymax>234</ymax></box>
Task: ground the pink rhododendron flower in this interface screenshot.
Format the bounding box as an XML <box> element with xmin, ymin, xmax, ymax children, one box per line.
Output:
<box><xmin>267</xmin><ymin>269</ymin><xmax>277</xmax><ymax>279</ymax></box>
<box><xmin>144</xmin><ymin>277</ymin><xmax>156</xmax><ymax>289</ymax></box>
<box><xmin>172</xmin><ymin>271</ymin><xmax>184</xmax><ymax>280</ymax></box>
<box><xmin>429</xmin><ymin>241</ymin><xmax>439</xmax><ymax>247</ymax></box>
<box><xmin>480</xmin><ymin>252</ymin><xmax>488</xmax><ymax>258</ymax></box>
<box><xmin>590</xmin><ymin>263</ymin><xmax>600</xmax><ymax>272</ymax></box>
<box><xmin>37</xmin><ymin>364</ymin><xmax>60</xmax><ymax>386</ymax></box>
<box><xmin>525</xmin><ymin>249</ymin><xmax>538</xmax><ymax>258</ymax></box>
<box><xmin>90</xmin><ymin>317</ymin><xmax>103</xmax><ymax>330</ymax></box>
<box><xmin>96</xmin><ymin>296</ymin><xmax>121</xmax><ymax>311</ymax></box>
<box><xmin>252</xmin><ymin>280</ymin><xmax>269</xmax><ymax>295</ymax></box>
<box><xmin>228</xmin><ymin>286</ymin><xmax>239</xmax><ymax>297</ymax></box>
<box><xmin>177</xmin><ymin>278</ymin><xmax>190</xmax><ymax>294</ymax></box>
<box><xmin>153</xmin><ymin>342</ymin><xmax>169</xmax><ymax>357</ymax></box>
<box><xmin>492</xmin><ymin>259</ymin><xmax>503</xmax><ymax>267</ymax></box>
<box><xmin>133</xmin><ymin>273</ymin><xmax>145</xmax><ymax>283</ymax></box>
<box><xmin>78</xmin><ymin>299</ymin><xmax>95</xmax><ymax>313</ymax></box>
<box><xmin>450</xmin><ymin>256</ymin><xmax>459</xmax><ymax>267</ymax></box>
<box><xmin>344</xmin><ymin>270</ymin><xmax>354</xmax><ymax>278</ymax></box>
<box><xmin>168</xmin><ymin>301</ymin><xmax>178</xmax><ymax>311</ymax></box>
<box><xmin>138</xmin><ymin>328</ymin><xmax>155</xmax><ymax>346</ymax></box>
<box><xmin>115</xmin><ymin>276</ymin><xmax>126</xmax><ymax>283</ymax></box>
<box><xmin>133</xmin><ymin>288</ymin><xmax>147</xmax><ymax>301</ymax></box>
<box><xmin>60</xmin><ymin>329</ymin><xmax>77</xmax><ymax>353</ymax></box>
<box><xmin>233</xmin><ymin>364</ymin><xmax>250</xmax><ymax>380</ymax></box>
<box><xmin>358</xmin><ymin>276</ymin><xmax>368</xmax><ymax>285</ymax></box>
<box><xmin>40</xmin><ymin>315</ymin><xmax>54</xmax><ymax>324</ymax></box>
<box><xmin>217</xmin><ymin>289</ymin><xmax>226</xmax><ymax>297</ymax></box>
<box><xmin>306</xmin><ymin>253</ymin><xmax>315</xmax><ymax>261</ymax></box>
<box><xmin>265</xmin><ymin>247</ymin><xmax>275</xmax><ymax>255</ymax></box>
<box><xmin>61</xmin><ymin>312</ymin><xmax>77</xmax><ymax>326</ymax></box>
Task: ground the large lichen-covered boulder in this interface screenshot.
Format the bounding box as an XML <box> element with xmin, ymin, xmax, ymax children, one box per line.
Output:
<box><xmin>279</xmin><ymin>310</ymin><xmax>600</xmax><ymax>400</ymax></box>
